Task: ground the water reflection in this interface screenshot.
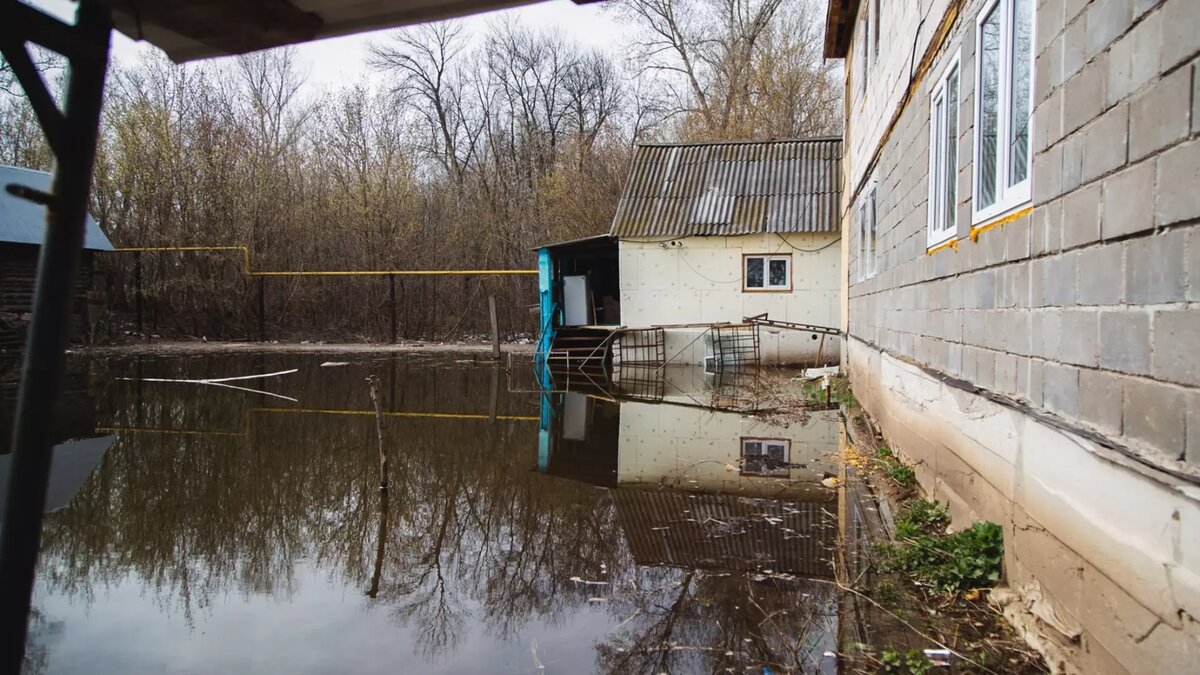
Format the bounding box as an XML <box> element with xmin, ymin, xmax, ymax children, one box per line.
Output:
<box><xmin>16</xmin><ymin>353</ymin><xmax>865</xmax><ymax>674</ymax></box>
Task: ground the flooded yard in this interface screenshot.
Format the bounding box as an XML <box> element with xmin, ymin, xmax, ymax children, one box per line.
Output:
<box><xmin>1</xmin><ymin>352</ymin><xmax>1026</xmax><ymax>674</ymax></box>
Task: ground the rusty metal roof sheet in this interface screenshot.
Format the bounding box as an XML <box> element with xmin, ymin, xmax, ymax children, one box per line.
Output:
<box><xmin>610</xmin><ymin>138</ymin><xmax>843</xmax><ymax>238</ymax></box>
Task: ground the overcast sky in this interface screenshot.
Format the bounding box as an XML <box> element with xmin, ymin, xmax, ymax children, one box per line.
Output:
<box><xmin>31</xmin><ymin>0</ymin><xmax>630</xmax><ymax>92</ymax></box>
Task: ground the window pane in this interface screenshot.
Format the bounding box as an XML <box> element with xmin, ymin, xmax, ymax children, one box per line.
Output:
<box><xmin>1009</xmin><ymin>0</ymin><xmax>1032</xmax><ymax>186</ymax></box>
<box><xmin>746</xmin><ymin>258</ymin><xmax>764</xmax><ymax>287</ymax></box>
<box><xmin>744</xmin><ymin>441</ymin><xmax>762</xmax><ymax>456</ymax></box>
<box><xmin>769</xmin><ymin>259</ymin><xmax>788</xmax><ymax>286</ymax></box>
<box><xmin>868</xmin><ymin>191</ymin><xmax>877</xmax><ymax>275</ymax></box>
<box><xmin>933</xmin><ymin>94</ymin><xmax>945</xmax><ymax>232</ymax></box>
<box><xmin>767</xmin><ymin>443</ymin><xmax>786</xmax><ymax>461</ymax></box>
<box><xmin>978</xmin><ymin>4</ymin><xmax>1000</xmax><ymax>209</ymax></box>
<box><xmin>945</xmin><ymin>65</ymin><xmax>959</xmax><ymax>231</ymax></box>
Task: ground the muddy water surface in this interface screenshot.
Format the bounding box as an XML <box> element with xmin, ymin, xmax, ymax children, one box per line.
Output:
<box><xmin>5</xmin><ymin>353</ymin><xmax>874</xmax><ymax>674</ymax></box>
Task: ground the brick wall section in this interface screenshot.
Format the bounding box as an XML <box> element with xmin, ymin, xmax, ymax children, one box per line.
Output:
<box><xmin>846</xmin><ymin>0</ymin><xmax>1200</xmax><ymax>470</ymax></box>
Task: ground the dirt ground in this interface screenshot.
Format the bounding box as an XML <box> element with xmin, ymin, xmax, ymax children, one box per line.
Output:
<box><xmin>72</xmin><ymin>339</ymin><xmax>538</xmax><ymax>358</ymax></box>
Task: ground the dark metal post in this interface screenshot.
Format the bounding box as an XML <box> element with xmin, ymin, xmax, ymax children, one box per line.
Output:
<box><xmin>133</xmin><ymin>250</ymin><xmax>143</xmax><ymax>335</ymax></box>
<box><xmin>389</xmin><ymin>274</ymin><xmax>397</xmax><ymax>344</ymax></box>
<box><xmin>489</xmin><ymin>294</ymin><xmax>500</xmax><ymax>360</ymax></box>
<box><xmin>0</xmin><ymin>2</ymin><xmax>113</xmax><ymax>670</ymax></box>
<box><xmin>257</xmin><ymin>277</ymin><xmax>266</xmax><ymax>342</ymax></box>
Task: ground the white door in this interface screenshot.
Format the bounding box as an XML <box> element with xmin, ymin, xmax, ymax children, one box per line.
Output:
<box><xmin>563</xmin><ymin>275</ymin><xmax>589</xmax><ymax>326</ymax></box>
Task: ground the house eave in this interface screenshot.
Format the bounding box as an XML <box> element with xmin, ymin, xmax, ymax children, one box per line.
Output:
<box><xmin>823</xmin><ymin>0</ymin><xmax>861</xmax><ymax>59</ymax></box>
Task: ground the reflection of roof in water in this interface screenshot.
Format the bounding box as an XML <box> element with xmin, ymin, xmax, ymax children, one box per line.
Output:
<box><xmin>613</xmin><ymin>488</ymin><xmax>836</xmax><ymax>579</ymax></box>
<box><xmin>0</xmin><ymin>435</ymin><xmax>114</xmax><ymax>519</ymax></box>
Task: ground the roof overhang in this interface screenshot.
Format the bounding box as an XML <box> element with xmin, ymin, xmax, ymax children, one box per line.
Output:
<box><xmin>823</xmin><ymin>0</ymin><xmax>860</xmax><ymax>59</ymax></box>
<box><xmin>532</xmin><ymin>233</ymin><xmax>616</xmax><ymax>254</ymax></box>
<box><xmin>97</xmin><ymin>0</ymin><xmax>601</xmax><ymax>63</ymax></box>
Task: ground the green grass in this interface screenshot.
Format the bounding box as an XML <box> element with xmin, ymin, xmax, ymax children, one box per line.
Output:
<box><xmin>879</xmin><ymin>649</ymin><xmax>932</xmax><ymax>674</ymax></box>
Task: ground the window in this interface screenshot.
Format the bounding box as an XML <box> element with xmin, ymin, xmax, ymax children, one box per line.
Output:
<box><xmin>928</xmin><ymin>51</ymin><xmax>961</xmax><ymax>248</ymax></box>
<box><xmin>744</xmin><ymin>254</ymin><xmax>791</xmax><ymax>291</ymax></box>
<box><xmin>742</xmin><ymin>438</ymin><xmax>790</xmax><ymax>477</ymax></box>
<box><xmin>973</xmin><ymin>0</ymin><xmax>1034</xmax><ymax>225</ymax></box>
<box><xmin>873</xmin><ymin>0</ymin><xmax>882</xmax><ymax>60</ymax></box>
<box><xmin>856</xmin><ymin>188</ymin><xmax>878</xmax><ymax>281</ymax></box>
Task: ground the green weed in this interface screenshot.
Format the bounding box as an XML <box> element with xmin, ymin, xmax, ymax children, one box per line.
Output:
<box><xmin>878</xmin><ymin>520</ymin><xmax>1004</xmax><ymax>594</ymax></box>
<box><xmin>893</xmin><ymin>499</ymin><xmax>950</xmax><ymax>538</ymax></box>
<box><xmin>879</xmin><ymin>648</ymin><xmax>931</xmax><ymax>674</ymax></box>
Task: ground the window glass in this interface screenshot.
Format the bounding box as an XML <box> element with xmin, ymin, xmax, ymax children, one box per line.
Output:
<box><xmin>945</xmin><ymin>65</ymin><xmax>959</xmax><ymax>231</ymax></box>
<box><xmin>1008</xmin><ymin>0</ymin><xmax>1032</xmax><ymax>187</ymax></box>
<box><xmin>746</xmin><ymin>257</ymin><xmax>764</xmax><ymax>288</ymax></box>
<box><xmin>768</xmin><ymin>259</ymin><xmax>788</xmax><ymax>287</ymax></box>
<box><xmin>977</xmin><ymin>4</ymin><xmax>1000</xmax><ymax>210</ymax></box>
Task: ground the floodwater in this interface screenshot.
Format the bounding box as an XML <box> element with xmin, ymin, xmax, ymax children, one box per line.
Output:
<box><xmin>3</xmin><ymin>353</ymin><xmax>880</xmax><ymax>674</ymax></box>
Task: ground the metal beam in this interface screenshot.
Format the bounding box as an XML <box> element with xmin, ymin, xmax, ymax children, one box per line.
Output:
<box><xmin>0</xmin><ymin>2</ymin><xmax>113</xmax><ymax>671</ymax></box>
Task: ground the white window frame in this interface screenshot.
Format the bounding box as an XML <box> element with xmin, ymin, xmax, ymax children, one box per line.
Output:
<box><xmin>856</xmin><ymin>187</ymin><xmax>878</xmax><ymax>281</ymax></box>
<box><xmin>859</xmin><ymin>6</ymin><xmax>871</xmax><ymax>97</ymax></box>
<box><xmin>872</xmin><ymin>0</ymin><xmax>882</xmax><ymax>61</ymax></box>
<box><xmin>972</xmin><ymin>0</ymin><xmax>1035</xmax><ymax>226</ymax></box>
<box><xmin>741</xmin><ymin>437</ymin><xmax>791</xmax><ymax>477</ymax></box>
<box><xmin>743</xmin><ymin>254</ymin><xmax>792</xmax><ymax>292</ymax></box>
<box><xmin>928</xmin><ymin>49</ymin><xmax>962</xmax><ymax>249</ymax></box>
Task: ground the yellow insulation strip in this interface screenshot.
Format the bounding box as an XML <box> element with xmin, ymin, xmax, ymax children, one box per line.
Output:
<box><xmin>926</xmin><ymin>238</ymin><xmax>959</xmax><ymax>255</ymax></box>
<box><xmin>969</xmin><ymin>206</ymin><xmax>1034</xmax><ymax>242</ymax></box>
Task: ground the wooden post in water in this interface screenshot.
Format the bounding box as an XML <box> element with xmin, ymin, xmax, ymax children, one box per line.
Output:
<box><xmin>389</xmin><ymin>274</ymin><xmax>398</xmax><ymax>344</ymax></box>
<box><xmin>488</xmin><ymin>294</ymin><xmax>500</xmax><ymax>360</ymax></box>
<box><xmin>367</xmin><ymin>375</ymin><xmax>388</xmax><ymax>490</ymax></box>
<box><xmin>133</xmin><ymin>251</ymin><xmax>143</xmax><ymax>336</ymax></box>
<box><xmin>257</xmin><ymin>277</ymin><xmax>266</xmax><ymax>342</ymax></box>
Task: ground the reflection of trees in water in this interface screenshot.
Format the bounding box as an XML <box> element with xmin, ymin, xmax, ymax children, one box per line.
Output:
<box><xmin>596</xmin><ymin>566</ymin><xmax>836</xmax><ymax>674</ymax></box>
<box><xmin>36</xmin><ymin>355</ymin><xmax>838</xmax><ymax>668</ymax></box>
<box><xmin>36</xmin><ymin>355</ymin><xmax>627</xmax><ymax>658</ymax></box>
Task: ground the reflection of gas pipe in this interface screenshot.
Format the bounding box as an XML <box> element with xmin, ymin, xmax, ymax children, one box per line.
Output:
<box><xmin>97</xmin><ymin>406</ymin><xmax>538</xmax><ymax>438</ymax></box>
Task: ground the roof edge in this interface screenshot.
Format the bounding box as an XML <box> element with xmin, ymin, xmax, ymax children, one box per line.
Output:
<box><xmin>635</xmin><ymin>137</ymin><xmax>842</xmax><ymax>149</ymax></box>
<box><xmin>823</xmin><ymin>0</ymin><xmax>861</xmax><ymax>59</ymax></box>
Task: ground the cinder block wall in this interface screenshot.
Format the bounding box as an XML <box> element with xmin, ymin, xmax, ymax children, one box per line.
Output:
<box><xmin>848</xmin><ymin>0</ymin><xmax>1198</xmax><ymax>479</ymax></box>
<box><xmin>842</xmin><ymin>0</ymin><xmax>1200</xmax><ymax>671</ymax></box>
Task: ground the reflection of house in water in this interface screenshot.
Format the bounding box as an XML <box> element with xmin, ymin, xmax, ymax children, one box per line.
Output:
<box><xmin>0</xmin><ymin>362</ymin><xmax>111</xmax><ymax>518</ymax></box>
<box><xmin>538</xmin><ymin>373</ymin><xmax>841</xmax><ymax>579</ymax></box>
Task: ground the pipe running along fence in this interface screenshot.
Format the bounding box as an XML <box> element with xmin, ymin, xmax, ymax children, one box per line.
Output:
<box><xmin>113</xmin><ymin>246</ymin><xmax>539</xmax><ymax>342</ymax></box>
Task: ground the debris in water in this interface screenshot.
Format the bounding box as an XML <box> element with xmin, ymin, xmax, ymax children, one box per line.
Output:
<box><xmin>587</xmin><ymin>597</ymin><xmax>606</xmax><ymax>603</ymax></box>
<box><xmin>118</xmin><ymin>368</ymin><xmax>299</xmax><ymax>402</ymax></box>
<box><xmin>569</xmin><ymin>576</ymin><xmax>609</xmax><ymax>586</ymax></box>
<box><xmin>320</xmin><ymin>361</ymin><xmax>350</xmax><ymax>367</ymax></box>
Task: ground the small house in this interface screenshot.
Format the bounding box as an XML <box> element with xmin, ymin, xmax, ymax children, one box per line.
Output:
<box><xmin>0</xmin><ymin>165</ymin><xmax>113</xmax><ymax>351</ymax></box>
<box><xmin>537</xmin><ymin>138</ymin><xmax>843</xmax><ymax>368</ymax></box>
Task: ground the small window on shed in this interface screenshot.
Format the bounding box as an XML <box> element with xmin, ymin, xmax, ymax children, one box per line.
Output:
<box><xmin>742</xmin><ymin>438</ymin><xmax>791</xmax><ymax>477</ymax></box>
<box><xmin>744</xmin><ymin>254</ymin><xmax>791</xmax><ymax>291</ymax></box>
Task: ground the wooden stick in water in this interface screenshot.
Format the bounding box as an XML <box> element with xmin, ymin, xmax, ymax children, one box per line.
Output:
<box><xmin>367</xmin><ymin>375</ymin><xmax>388</xmax><ymax>490</ymax></box>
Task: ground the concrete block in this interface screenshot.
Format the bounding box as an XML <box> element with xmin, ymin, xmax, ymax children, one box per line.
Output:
<box><xmin>1032</xmin><ymin>199</ymin><xmax>1063</xmax><ymax>256</ymax></box>
<box><xmin>1025</xmin><ymin>357</ymin><xmax>1046</xmax><ymax>405</ymax></box>
<box><xmin>1033</xmin><ymin>310</ymin><xmax>1063</xmax><ymax>359</ymax></box>
<box><xmin>1102</xmin><ymin>158</ymin><xmax>1155</xmax><ymax>239</ymax></box>
<box><xmin>1195</xmin><ymin>61</ymin><xmax>1200</xmax><ymax>135</ymax></box>
<box><xmin>1157</xmin><ymin>138</ymin><xmax>1200</xmax><ymax>227</ymax></box>
<box><xmin>976</xmin><ymin>347</ymin><xmax>997</xmax><ymax>390</ymax></box>
<box><xmin>1062</xmin><ymin>133</ymin><xmax>1084</xmax><ymax>193</ymax></box>
<box><xmin>1037</xmin><ymin>34</ymin><xmax>1065</xmax><ymax>105</ymax></box>
<box><xmin>1130</xmin><ymin>65</ymin><xmax>1192</xmax><ymax>161</ymax></box>
<box><xmin>1076</xmin><ymin>242</ymin><xmax>1124</xmax><ymax>305</ymax></box>
<box><xmin>1033</xmin><ymin>142</ymin><xmax>1065</xmax><ymax>203</ymax></box>
<box><xmin>1062</xmin><ymin>182</ymin><xmax>1103</xmax><ymax>249</ymax></box>
<box><xmin>1152</xmin><ymin>310</ymin><xmax>1200</xmax><ymax>387</ymax></box>
<box><xmin>1043</xmin><ymin>361</ymin><xmax>1081</xmax><ymax>417</ymax></box>
<box><xmin>1190</xmin><ymin>228</ymin><xmax>1200</xmax><ymax>303</ymax></box>
<box><xmin>1064</xmin><ymin>0</ymin><xmax>1088</xmax><ymax>25</ymax></box>
<box><xmin>1131</xmin><ymin>0</ymin><xmax>1158</xmax><ymax>20</ymax></box>
<box><xmin>1126</xmin><ymin>230</ymin><xmax>1187</xmax><ymax>304</ymax></box>
<box><xmin>1064</xmin><ymin>57</ymin><xmax>1108</xmax><ymax>135</ymax></box>
<box><xmin>1081</xmin><ymin>103</ymin><xmax>1129</xmax><ymax>182</ymax></box>
<box><xmin>995</xmin><ymin>351</ymin><xmax>1018</xmax><ymax>395</ymax></box>
<box><xmin>1037</xmin><ymin>0</ymin><xmax>1066</xmax><ymax>56</ymax></box>
<box><xmin>1187</xmin><ymin>389</ymin><xmax>1200</xmax><ymax>466</ymax></box>
<box><xmin>1043</xmin><ymin>251</ymin><xmax>1079</xmax><ymax>306</ymax></box>
<box><xmin>1099</xmin><ymin>309</ymin><xmax>1151</xmax><ymax>375</ymax></box>
<box><xmin>1162</xmin><ymin>0</ymin><xmax>1200</xmax><ymax>71</ymax></box>
<box><xmin>1063</xmin><ymin>9</ymin><xmax>1089</xmax><ymax>78</ymax></box>
<box><xmin>1124</xmin><ymin>377</ymin><xmax>1186</xmax><ymax>455</ymax></box>
<box><xmin>1087</xmin><ymin>0</ymin><xmax>1133</xmax><ymax>61</ymax></box>
<box><xmin>1060</xmin><ymin>309</ymin><xmax>1100</xmax><ymax>367</ymax></box>
<box><xmin>1079</xmin><ymin>367</ymin><xmax>1125</xmax><ymax>436</ymax></box>
<box><xmin>1006</xmin><ymin>309</ymin><xmax>1033</xmax><ymax>356</ymax></box>
<box><xmin>1035</xmin><ymin>88</ymin><xmax>1065</xmax><ymax>153</ymax></box>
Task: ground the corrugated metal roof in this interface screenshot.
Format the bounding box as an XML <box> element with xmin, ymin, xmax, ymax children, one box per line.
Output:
<box><xmin>610</xmin><ymin>138</ymin><xmax>843</xmax><ymax>238</ymax></box>
<box><xmin>0</xmin><ymin>166</ymin><xmax>113</xmax><ymax>251</ymax></box>
<box><xmin>614</xmin><ymin>489</ymin><xmax>836</xmax><ymax>578</ymax></box>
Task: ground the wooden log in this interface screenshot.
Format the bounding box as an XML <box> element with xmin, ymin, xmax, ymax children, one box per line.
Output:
<box><xmin>367</xmin><ymin>375</ymin><xmax>388</xmax><ymax>489</ymax></box>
